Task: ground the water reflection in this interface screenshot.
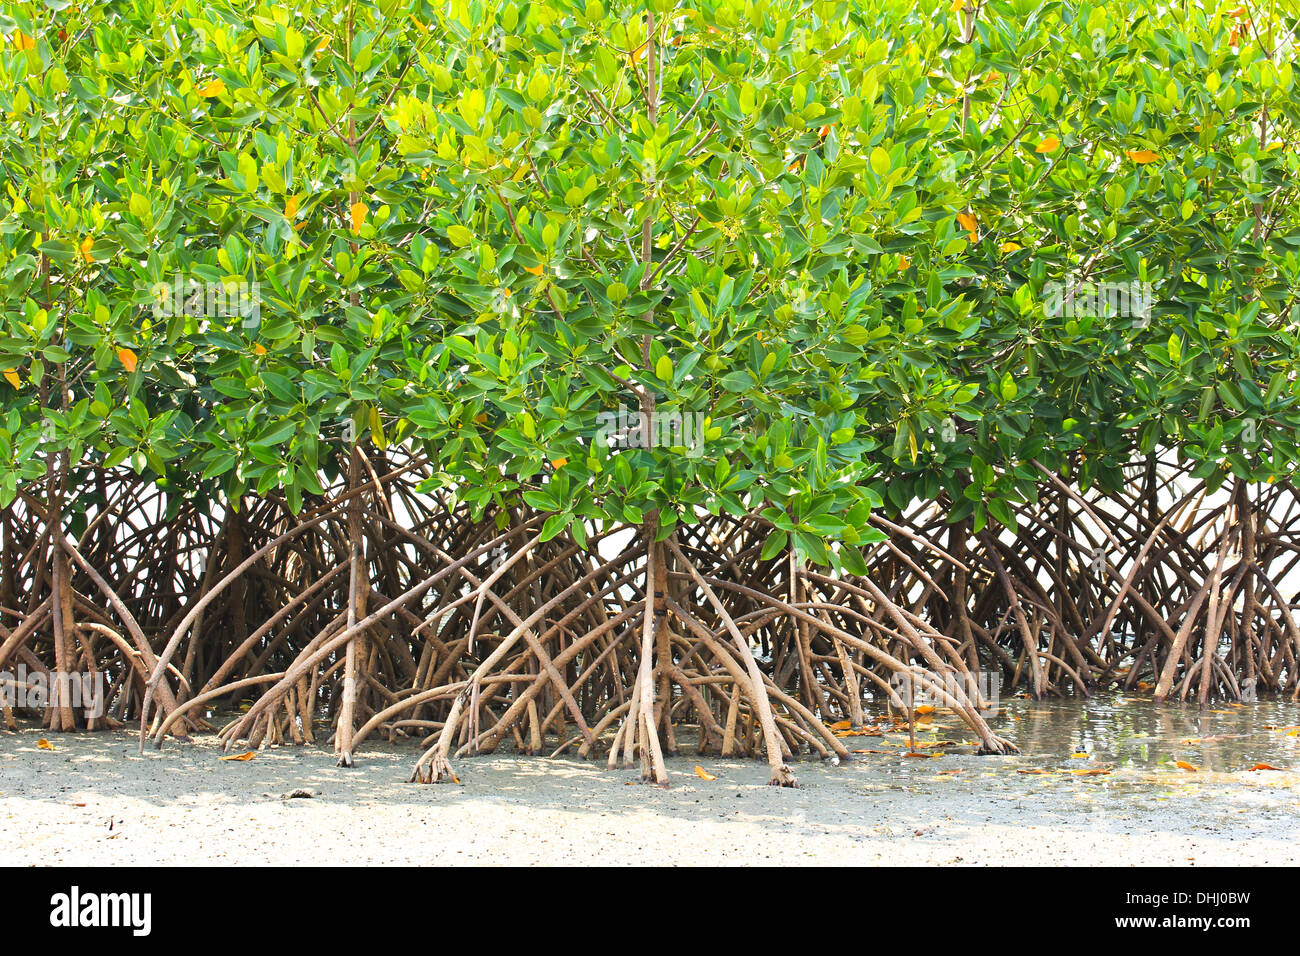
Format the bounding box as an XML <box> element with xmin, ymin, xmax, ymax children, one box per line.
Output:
<box><xmin>998</xmin><ymin>693</ymin><xmax>1300</xmax><ymax>771</ymax></box>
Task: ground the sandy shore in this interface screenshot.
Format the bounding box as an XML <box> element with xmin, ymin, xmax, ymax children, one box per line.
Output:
<box><xmin>2</xmin><ymin>725</ymin><xmax>1297</xmax><ymax>865</ymax></box>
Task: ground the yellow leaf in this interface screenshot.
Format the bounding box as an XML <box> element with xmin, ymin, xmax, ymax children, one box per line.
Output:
<box><xmin>16</xmin><ymin>31</ymin><xmax>35</xmax><ymax>51</ymax></box>
<box><xmin>197</xmin><ymin>79</ymin><xmax>226</xmax><ymax>98</ymax></box>
<box><xmin>694</xmin><ymin>765</ymin><xmax>716</xmax><ymax>780</ymax></box>
<box><xmin>253</xmin><ymin>344</ymin><xmax>267</xmax><ymax>356</ymax></box>
<box><xmin>219</xmin><ymin>751</ymin><xmax>256</xmax><ymax>761</ymax></box>
<box><xmin>957</xmin><ymin>212</ymin><xmax>978</xmax><ymax>233</ymax></box>
<box><xmin>1070</xmin><ymin>751</ymin><xmax>1090</xmax><ymax>759</ymax></box>
<box><xmin>950</xmin><ymin>0</ymin><xmax>964</xmax><ymax>12</ymax></box>
<box><xmin>284</xmin><ymin>194</ymin><xmax>300</xmax><ymax>219</ymax></box>
<box><xmin>117</xmin><ymin>347</ymin><xmax>138</xmax><ymax>373</ymax></box>
<box><xmin>3</xmin><ymin>369</ymin><xmax>20</xmax><ymax>388</ymax></box>
<box><xmin>1174</xmin><ymin>760</ymin><xmax>1199</xmax><ymax>772</ymax></box>
<box><xmin>349</xmin><ymin>201</ymin><xmax>368</xmax><ymax>235</ymax></box>
<box><xmin>1125</xmin><ymin>149</ymin><xmax>1159</xmax><ymax>164</ymax></box>
<box><xmin>523</xmin><ymin>263</ymin><xmax>544</xmax><ymax>276</ymax></box>
<box><xmin>1000</xmin><ymin>241</ymin><xmax>1022</xmax><ymax>253</ymax></box>
<box><xmin>828</xmin><ymin>719</ymin><xmax>852</xmax><ymax>731</ymax></box>
<box><xmin>897</xmin><ymin>255</ymin><xmax>910</xmax><ymax>271</ymax></box>
<box><xmin>551</xmin><ymin>457</ymin><xmax>567</xmax><ymax>468</ymax></box>
<box><xmin>1248</xmin><ymin>763</ymin><xmax>1286</xmax><ymax>771</ymax></box>
<box><xmin>1035</xmin><ymin>136</ymin><xmax>1060</xmax><ymax>153</ymax></box>
<box><xmin>628</xmin><ymin>41</ymin><xmax>648</xmax><ymax>67</ymax></box>
<box><xmin>37</xmin><ymin>738</ymin><xmax>54</xmax><ymax>750</ymax></box>
<box><xmin>79</xmin><ymin>237</ymin><xmax>95</xmax><ymax>263</ymax></box>
<box><xmin>914</xmin><ymin>705</ymin><xmax>936</xmax><ymax>715</ymax></box>
<box><xmin>474</xmin><ymin>412</ymin><xmax>488</xmax><ymax>424</ymax></box>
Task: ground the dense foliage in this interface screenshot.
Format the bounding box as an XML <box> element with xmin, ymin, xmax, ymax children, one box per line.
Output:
<box><xmin>1</xmin><ymin>0</ymin><xmax>1297</xmax><ymax>783</ymax></box>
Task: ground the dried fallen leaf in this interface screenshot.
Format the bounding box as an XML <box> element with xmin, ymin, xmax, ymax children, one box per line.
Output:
<box><xmin>1175</xmin><ymin>760</ymin><xmax>1199</xmax><ymax>772</ymax></box>
<box><xmin>219</xmin><ymin>751</ymin><xmax>256</xmax><ymax>762</ymax></box>
<box><xmin>914</xmin><ymin>705</ymin><xmax>936</xmax><ymax>715</ymax></box>
<box><xmin>37</xmin><ymin>738</ymin><xmax>54</xmax><ymax>751</ymax></box>
<box><xmin>828</xmin><ymin>719</ymin><xmax>852</xmax><ymax>731</ymax></box>
<box><xmin>1070</xmin><ymin>752</ymin><xmax>1090</xmax><ymax>759</ymax></box>
<box><xmin>904</xmin><ymin>751</ymin><xmax>941</xmax><ymax>759</ymax></box>
<box><xmin>1017</xmin><ymin>768</ymin><xmax>1051</xmax><ymax>775</ymax></box>
<box><xmin>694</xmin><ymin>765</ymin><xmax>716</xmax><ymax>781</ymax></box>
<box><xmin>1247</xmin><ymin>763</ymin><xmax>1287</xmax><ymax>772</ymax></box>
<box><xmin>1068</xmin><ymin>768</ymin><xmax>1111</xmax><ymax>776</ymax></box>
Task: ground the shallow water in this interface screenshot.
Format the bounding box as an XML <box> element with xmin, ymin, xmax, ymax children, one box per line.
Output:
<box><xmin>996</xmin><ymin>692</ymin><xmax>1300</xmax><ymax>772</ymax></box>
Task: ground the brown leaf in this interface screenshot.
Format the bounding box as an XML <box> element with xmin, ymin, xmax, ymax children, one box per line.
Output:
<box><xmin>1247</xmin><ymin>763</ymin><xmax>1287</xmax><ymax>772</ymax></box>
<box><xmin>1174</xmin><ymin>760</ymin><xmax>1199</xmax><ymax>772</ymax></box>
<box><xmin>219</xmin><ymin>751</ymin><xmax>256</xmax><ymax>762</ymax></box>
